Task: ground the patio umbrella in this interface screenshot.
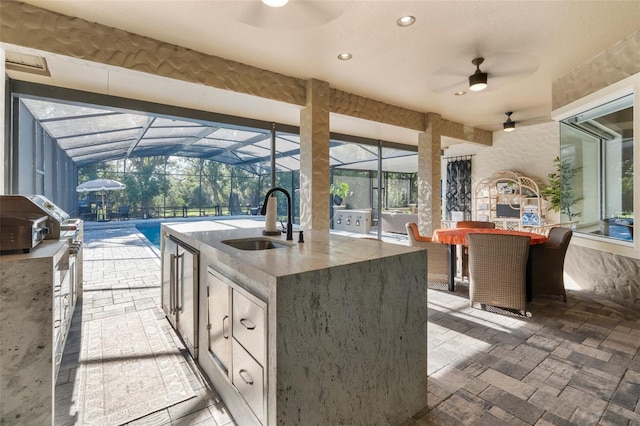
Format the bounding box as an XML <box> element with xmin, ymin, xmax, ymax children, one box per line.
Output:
<box><xmin>76</xmin><ymin>178</ymin><xmax>126</xmax><ymax>207</ymax></box>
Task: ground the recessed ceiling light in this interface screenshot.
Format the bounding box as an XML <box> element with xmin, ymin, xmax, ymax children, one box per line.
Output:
<box><xmin>454</xmin><ymin>91</ymin><xmax>467</xmax><ymax>96</ymax></box>
<box><xmin>338</xmin><ymin>53</ymin><xmax>353</xmax><ymax>61</ymax></box>
<box><xmin>397</xmin><ymin>16</ymin><xmax>416</xmax><ymax>27</ymax></box>
<box><xmin>261</xmin><ymin>0</ymin><xmax>288</xmax><ymax>7</ymax></box>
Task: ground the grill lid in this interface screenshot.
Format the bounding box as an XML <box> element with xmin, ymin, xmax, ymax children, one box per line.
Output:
<box><xmin>0</xmin><ymin>195</ymin><xmax>70</xmax><ymax>239</ymax></box>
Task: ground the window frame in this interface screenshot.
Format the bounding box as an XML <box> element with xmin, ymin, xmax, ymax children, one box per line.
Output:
<box><xmin>552</xmin><ymin>75</ymin><xmax>639</xmax><ymax>259</ymax></box>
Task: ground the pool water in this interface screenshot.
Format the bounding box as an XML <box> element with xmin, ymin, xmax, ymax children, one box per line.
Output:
<box><xmin>135</xmin><ymin>223</ymin><xmax>161</xmax><ymax>248</ymax></box>
<box><xmin>134</xmin><ymin>217</ymin><xmax>266</xmax><ymax>248</ymax></box>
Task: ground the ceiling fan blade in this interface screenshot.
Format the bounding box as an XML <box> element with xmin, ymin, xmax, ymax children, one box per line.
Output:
<box><xmin>430</xmin><ymin>52</ymin><xmax>539</xmax><ymax>95</ymax></box>
<box><xmin>430</xmin><ymin>78</ymin><xmax>468</xmax><ymax>94</ymax></box>
<box><xmin>475</xmin><ymin>111</ymin><xmax>552</xmax><ymax>130</ymax></box>
<box><xmin>519</xmin><ymin>115</ymin><xmax>552</xmax><ymax>126</ymax></box>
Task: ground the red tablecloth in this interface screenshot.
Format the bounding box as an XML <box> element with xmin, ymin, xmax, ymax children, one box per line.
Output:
<box><xmin>432</xmin><ymin>228</ymin><xmax>548</xmax><ymax>246</ymax></box>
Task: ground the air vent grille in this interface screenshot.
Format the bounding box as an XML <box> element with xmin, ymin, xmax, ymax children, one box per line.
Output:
<box><xmin>5</xmin><ymin>52</ymin><xmax>50</xmax><ymax>77</ymax></box>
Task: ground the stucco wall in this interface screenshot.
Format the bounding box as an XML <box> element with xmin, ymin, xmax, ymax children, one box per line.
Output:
<box><xmin>553</xmin><ymin>31</ymin><xmax>640</xmax><ymax>110</ymax></box>
<box><xmin>565</xmin><ymin>245</ymin><xmax>640</xmax><ymax>308</ymax></box>
<box><xmin>442</xmin><ymin>121</ymin><xmax>560</xmax><ymax>223</ymax></box>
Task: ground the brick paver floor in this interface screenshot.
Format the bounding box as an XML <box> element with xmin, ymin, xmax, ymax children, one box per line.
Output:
<box><xmin>55</xmin><ymin>224</ymin><xmax>640</xmax><ymax>425</ymax></box>
<box><xmin>54</xmin><ymin>226</ymin><xmax>234</xmax><ymax>425</ymax></box>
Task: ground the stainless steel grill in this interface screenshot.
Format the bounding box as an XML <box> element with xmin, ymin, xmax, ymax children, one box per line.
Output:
<box><xmin>0</xmin><ymin>195</ymin><xmax>82</xmax><ymax>254</ymax></box>
<box><xmin>0</xmin><ymin>215</ymin><xmax>49</xmax><ymax>252</ymax></box>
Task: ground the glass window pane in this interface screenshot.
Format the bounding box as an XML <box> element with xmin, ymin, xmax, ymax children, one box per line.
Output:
<box><xmin>560</xmin><ymin>94</ymin><xmax>633</xmax><ymax>242</ymax></box>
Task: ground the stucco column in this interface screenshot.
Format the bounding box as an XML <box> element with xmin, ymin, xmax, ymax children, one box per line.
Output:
<box><xmin>417</xmin><ymin>113</ymin><xmax>442</xmax><ymax>236</ymax></box>
<box><xmin>299</xmin><ymin>79</ymin><xmax>330</xmax><ymax>231</ymax></box>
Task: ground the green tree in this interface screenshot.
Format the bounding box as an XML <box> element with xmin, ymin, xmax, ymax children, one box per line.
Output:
<box><xmin>123</xmin><ymin>157</ymin><xmax>165</xmax><ymax>214</ymax></box>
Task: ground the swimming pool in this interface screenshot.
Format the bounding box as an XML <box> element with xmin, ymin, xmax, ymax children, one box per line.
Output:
<box><xmin>135</xmin><ymin>217</ymin><xmax>267</xmax><ymax>248</ymax></box>
<box><xmin>135</xmin><ymin>222</ymin><xmax>161</xmax><ymax>248</ymax></box>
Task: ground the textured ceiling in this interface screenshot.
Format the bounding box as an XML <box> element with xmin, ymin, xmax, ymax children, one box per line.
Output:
<box><xmin>6</xmin><ymin>0</ymin><xmax>640</xmax><ymax>144</ymax></box>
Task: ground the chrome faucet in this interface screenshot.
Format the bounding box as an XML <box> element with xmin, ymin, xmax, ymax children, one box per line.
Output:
<box><xmin>260</xmin><ymin>187</ymin><xmax>293</xmax><ymax>241</ymax></box>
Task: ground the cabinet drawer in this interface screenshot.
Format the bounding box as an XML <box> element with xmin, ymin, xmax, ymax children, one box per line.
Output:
<box><xmin>232</xmin><ymin>289</ymin><xmax>266</xmax><ymax>366</ymax></box>
<box><xmin>233</xmin><ymin>339</ymin><xmax>265</xmax><ymax>425</ymax></box>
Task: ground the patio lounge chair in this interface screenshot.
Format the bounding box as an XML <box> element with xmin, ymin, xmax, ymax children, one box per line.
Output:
<box><xmin>468</xmin><ymin>233</ymin><xmax>530</xmax><ymax>315</ymax></box>
<box><xmin>406</xmin><ymin>222</ymin><xmax>449</xmax><ymax>288</ymax></box>
<box><xmin>530</xmin><ymin>226</ymin><xmax>573</xmax><ymax>302</ymax></box>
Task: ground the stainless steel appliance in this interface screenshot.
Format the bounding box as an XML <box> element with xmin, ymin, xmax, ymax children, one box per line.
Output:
<box><xmin>0</xmin><ymin>215</ymin><xmax>49</xmax><ymax>252</ymax></box>
<box><xmin>162</xmin><ymin>235</ymin><xmax>199</xmax><ymax>358</ymax></box>
<box><xmin>0</xmin><ymin>194</ymin><xmax>69</xmax><ymax>239</ymax></box>
<box><xmin>0</xmin><ymin>194</ymin><xmax>84</xmax><ymax>297</ymax></box>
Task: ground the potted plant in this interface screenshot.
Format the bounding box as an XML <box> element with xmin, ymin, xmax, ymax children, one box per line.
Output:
<box><xmin>329</xmin><ymin>182</ymin><xmax>352</xmax><ymax>206</ymax></box>
<box><xmin>540</xmin><ymin>156</ymin><xmax>582</xmax><ymax>221</ymax></box>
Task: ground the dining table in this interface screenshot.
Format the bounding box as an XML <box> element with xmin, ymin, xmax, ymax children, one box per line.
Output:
<box><xmin>432</xmin><ymin>228</ymin><xmax>549</xmax><ymax>301</ymax></box>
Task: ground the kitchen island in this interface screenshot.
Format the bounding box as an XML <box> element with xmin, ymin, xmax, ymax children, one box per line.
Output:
<box><xmin>162</xmin><ymin>220</ymin><xmax>427</xmax><ymax>425</ymax></box>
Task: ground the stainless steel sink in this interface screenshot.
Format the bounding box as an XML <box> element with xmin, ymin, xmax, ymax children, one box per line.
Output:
<box><xmin>222</xmin><ymin>237</ymin><xmax>289</xmax><ymax>251</ymax></box>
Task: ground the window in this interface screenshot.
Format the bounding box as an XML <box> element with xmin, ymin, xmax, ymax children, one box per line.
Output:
<box><xmin>560</xmin><ymin>94</ymin><xmax>634</xmax><ymax>242</ymax></box>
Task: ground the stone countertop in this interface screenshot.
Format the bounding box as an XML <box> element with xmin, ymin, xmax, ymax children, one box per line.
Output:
<box><xmin>0</xmin><ymin>239</ymin><xmax>68</xmax><ymax>262</ymax></box>
<box><xmin>162</xmin><ymin>220</ymin><xmax>423</xmax><ymax>279</ymax></box>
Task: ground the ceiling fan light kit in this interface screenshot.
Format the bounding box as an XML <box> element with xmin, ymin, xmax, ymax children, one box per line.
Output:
<box><xmin>261</xmin><ymin>0</ymin><xmax>288</xmax><ymax>7</ymax></box>
<box><xmin>468</xmin><ymin>57</ymin><xmax>488</xmax><ymax>91</ymax></box>
<box><xmin>503</xmin><ymin>112</ymin><xmax>516</xmax><ymax>132</ymax></box>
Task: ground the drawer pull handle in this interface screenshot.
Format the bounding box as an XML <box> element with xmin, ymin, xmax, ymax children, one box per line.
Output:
<box><xmin>239</xmin><ymin>369</ymin><xmax>254</xmax><ymax>385</ymax></box>
<box><xmin>223</xmin><ymin>315</ymin><xmax>229</xmax><ymax>339</ymax></box>
<box><xmin>240</xmin><ymin>318</ymin><xmax>256</xmax><ymax>330</ymax></box>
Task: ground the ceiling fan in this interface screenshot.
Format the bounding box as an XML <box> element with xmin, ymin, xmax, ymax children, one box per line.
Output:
<box><xmin>473</xmin><ymin>109</ymin><xmax>551</xmax><ymax>132</ymax></box>
<box><xmin>503</xmin><ymin>112</ymin><xmax>516</xmax><ymax>132</ymax></box>
<box><xmin>431</xmin><ymin>53</ymin><xmax>539</xmax><ymax>94</ymax></box>
<box><xmin>500</xmin><ymin>111</ymin><xmax>551</xmax><ymax>132</ymax></box>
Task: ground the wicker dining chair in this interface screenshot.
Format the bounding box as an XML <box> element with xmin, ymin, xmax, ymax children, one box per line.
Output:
<box><xmin>456</xmin><ymin>221</ymin><xmax>496</xmax><ymax>279</ymax></box>
<box><xmin>530</xmin><ymin>226</ymin><xmax>573</xmax><ymax>302</ymax></box>
<box><xmin>468</xmin><ymin>233</ymin><xmax>530</xmax><ymax>314</ymax></box>
<box><xmin>405</xmin><ymin>222</ymin><xmax>449</xmax><ymax>287</ymax></box>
